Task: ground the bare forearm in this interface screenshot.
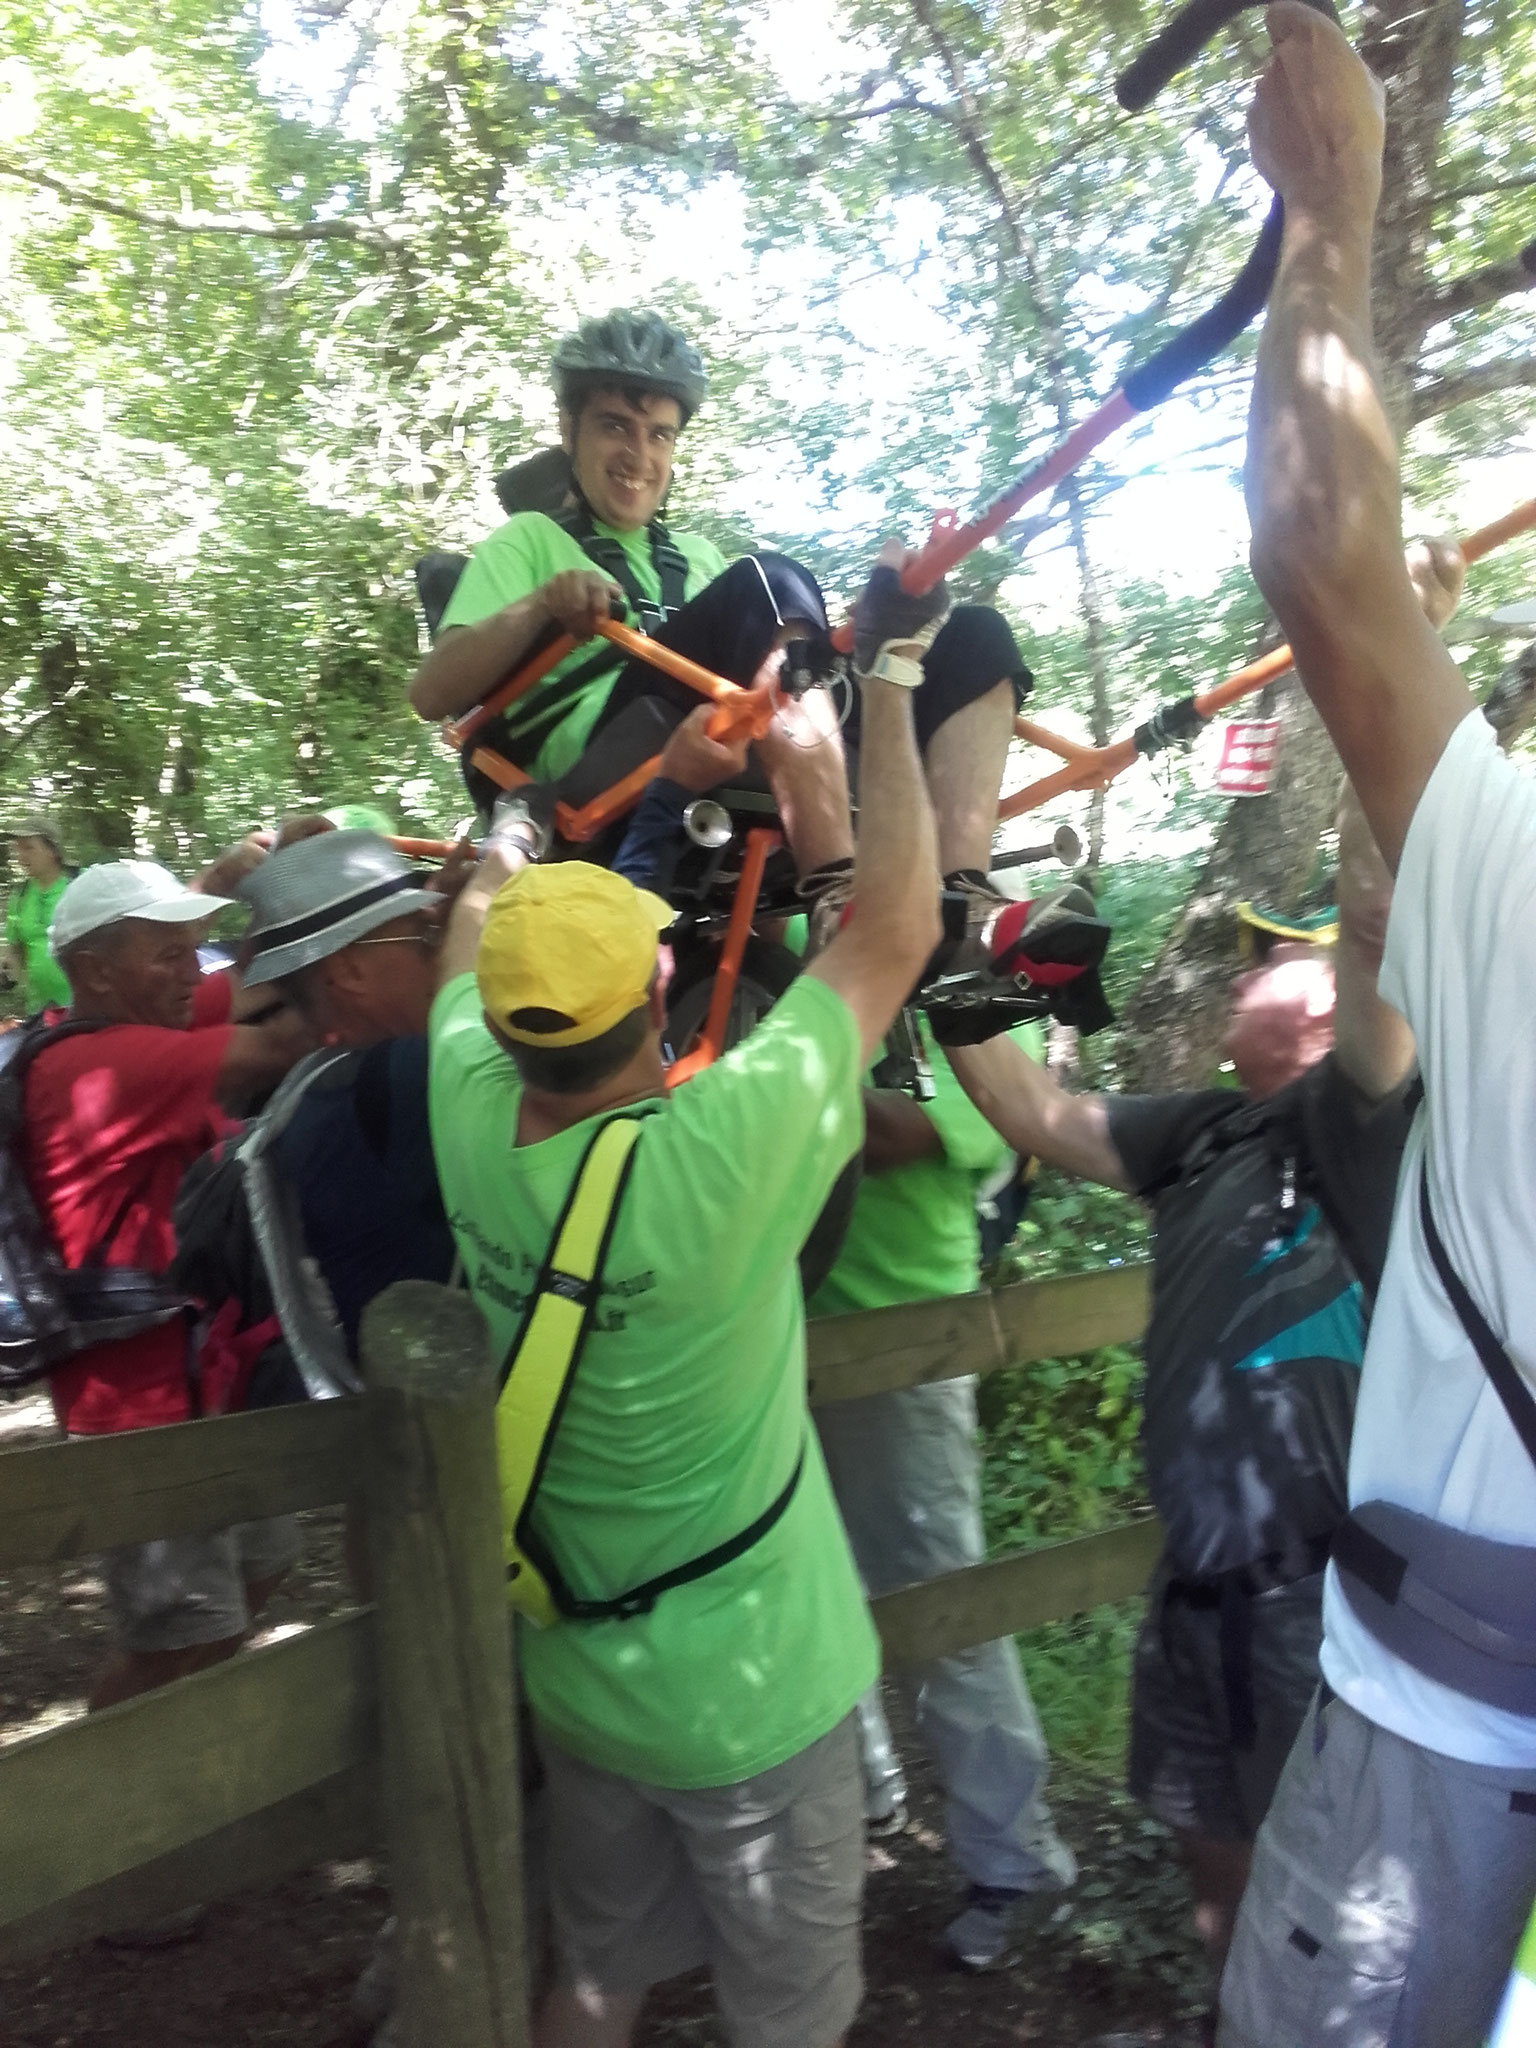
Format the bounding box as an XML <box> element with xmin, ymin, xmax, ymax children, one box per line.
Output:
<box><xmin>1245</xmin><ymin>212</ymin><xmax>1473</xmax><ymax>864</ymax></box>
<box><xmin>756</xmin><ymin>693</ymin><xmax>854</xmax><ymax>879</ymax></box>
<box><xmin>1329</xmin><ymin>773</ymin><xmax>1415</xmax><ymax>1100</ymax></box>
<box><xmin>408</xmin><ymin>598</ymin><xmax>558</xmax><ymax>721</ymax></box>
<box><xmin>1331</xmin><ymin>926</ymin><xmax>1413</xmax><ymax>1103</ymax></box>
<box><xmin>215</xmin><ymin>1008</ymin><xmax>316</xmax><ymax>1110</ymax></box>
<box><xmin>851</xmin><ymin>679</ymin><xmax>940</xmax><ymax>961</ymax></box>
<box><xmin>862</xmin><ymin>1089</ymin><xmax>943</xmax><ymax>1173</ymax></box>
<box><xmin>948</xmin><ymin>1037</ymin><xmax>1130</xmax><ymax>1191</ymax></box>
<box><xmin>438</xmin><ymin>843</ymin><xmax>531</xmax><ymax>986</ymax></box>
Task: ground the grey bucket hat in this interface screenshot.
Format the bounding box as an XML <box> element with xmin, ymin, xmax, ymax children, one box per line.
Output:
<box><xmin>239</xmin><ymin>830</ymin><xmax>438</xmax><ymax>987</ymax></box>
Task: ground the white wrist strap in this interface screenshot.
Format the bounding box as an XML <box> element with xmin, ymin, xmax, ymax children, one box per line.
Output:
<box><xmin>854</xmin><ymin>640</ymin><xmax>928</xmax><ymax>690</ymax></box>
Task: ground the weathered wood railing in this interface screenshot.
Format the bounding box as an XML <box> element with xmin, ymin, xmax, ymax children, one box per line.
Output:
<box><xmin>0</xmin><ymin>1263</ymin><xmax>1156</xmax><ymax>2041</ymax></box>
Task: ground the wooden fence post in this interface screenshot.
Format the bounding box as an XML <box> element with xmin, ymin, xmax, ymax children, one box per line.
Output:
<box><xmin>361</xmin><ymin>1281</ymin><xmax>531</xmax><ymax>2048</ymax></box>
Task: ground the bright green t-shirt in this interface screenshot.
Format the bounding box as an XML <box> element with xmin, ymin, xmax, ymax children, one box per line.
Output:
<box><xmin>808</xmin><ymin>1018</ymin><xmax>1044</xmax><ymax>1318</ymax></box>
<box><xmin>5</xmin><ymin>875</ymin><xmax>72</xmax><ymax>1012</ymax></box>
<box><xmin>439</xmin><ymin>510</ymin><xmax>729</xmax><ymax>782</ymax></box>
<box><xmin>428</xmin><ymin>968</ymin><xmax>878</xmax><ymax>1789</ymax></box>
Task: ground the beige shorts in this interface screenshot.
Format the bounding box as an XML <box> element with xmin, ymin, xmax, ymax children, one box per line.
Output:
<box><xmin>536</xmin><ymin>1710</ymin><xmax>865</xmax><ymax>2048</ymax></box>
<box><xmin>103</xmin><ymin>1516</ymin><xmax>302</xmax><ymax>1653</ymax></box>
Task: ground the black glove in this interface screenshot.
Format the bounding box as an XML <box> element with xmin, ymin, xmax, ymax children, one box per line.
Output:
<box><xmin>851</xmin><ymin>564</ymin><xmax>950</xmax><ymax>688</ymax></box>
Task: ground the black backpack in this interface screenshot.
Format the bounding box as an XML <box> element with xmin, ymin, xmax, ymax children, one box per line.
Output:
<box><xmin>0</xmin><ymin>1018</ymin><xmax>193</xmax><ymax>1390</ymax></box>
<box><xmin>1136</xmin><ymin>1077</ymin><xmax>1400</xmax><ymax>1583</ymax></box>
<box><xmin>169</xmin><ymin>1048</ymin><xmax>365</xmax><ymax>1406</ymax></box>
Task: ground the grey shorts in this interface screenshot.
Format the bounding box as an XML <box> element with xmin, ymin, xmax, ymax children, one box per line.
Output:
<box><xmin>536</xmin><ymin>1711</ymin><xmax>865</xmax><ymax>2048</ymax></box>
<box><xmin>1218</xmin><ymin>1689</ymin><xmax>1536</xmax><ymax>2048</ymax></box>
<box><xmin>1128</xmin><ymin>1556</ymin><xmax>1324</xmax><ymax>1841</ymax></box>
<box><xmin>103</xmin><ymin>1516</ymin><xmax>302</xmax><ymax>1654</ymax></box>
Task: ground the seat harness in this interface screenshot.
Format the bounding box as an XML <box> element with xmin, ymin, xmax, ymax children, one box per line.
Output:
<box><xmin>495</xmin><ymin>1113</ymin><xmax>804</xmax><ymax>1628</ymax></box>
<box><xmin>490</xmin><ymin>505</ymin><xmax>692</xmax><ymax>765</ymax></box>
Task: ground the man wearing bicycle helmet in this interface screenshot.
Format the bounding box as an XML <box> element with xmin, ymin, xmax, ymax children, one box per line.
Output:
<box><xmin>409</xmin><ymin>309</ymin><xmax>824</xmax><ymax>786</ymax></box>
<box><xmin>407</xmin><ymin>313</ymin><xmax>1033</xmax><ymax>930</ymax></box>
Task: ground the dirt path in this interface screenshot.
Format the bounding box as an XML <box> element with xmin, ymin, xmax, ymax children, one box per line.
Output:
<box><xmin>0</xmin><ymin>1394</ymin><xmax>1207</xmax><ymax>2047</ymax></box>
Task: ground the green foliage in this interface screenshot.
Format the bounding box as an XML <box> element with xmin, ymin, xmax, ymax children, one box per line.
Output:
<box><xmin>979</xmin><ymin>1337</ymin><xmax>1145</xmax><ymax>1550</ymax></box>
<box><xmin>977</xmin><ymin>1166</ymin><xmax>1153</xmax><ymax>1781</ymax></box>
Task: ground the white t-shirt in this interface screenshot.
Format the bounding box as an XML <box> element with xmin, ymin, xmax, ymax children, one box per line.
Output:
<box><xmin>1320</xmin><ymin>711</ymin><xmax>1536</xmax><ymax>1767</ymax></box>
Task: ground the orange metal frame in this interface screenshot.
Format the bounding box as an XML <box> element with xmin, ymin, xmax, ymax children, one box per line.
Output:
<box><xmin>996</xmin><ymin>496</ymin><xmax>1536</xmax><ymax>823</ymax></box>
<box><xmin>435</xmin><ymin>621</ymin><xmax>786</xmax><ymax>1078</ymax></box>
<box><xmin>446</xmin><ymin>617</ymin><xmax>775</xmax><ymax>843</ymax></box>
<box><xmin>406</xmin><ymin>492</ymin><xmax>1536</xmax><ymax>1077</ymax></box>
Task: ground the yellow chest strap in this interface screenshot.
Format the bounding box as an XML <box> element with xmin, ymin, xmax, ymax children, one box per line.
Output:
<box><xmin>493</xmin><ymin>1109</ymin><xmax>809</xmax><ymax>1631</ymax></box>
<box><xmin>495</xmin><ymin>1115</ymin><xmax>644</xmax><ymax>1628</ymax></box>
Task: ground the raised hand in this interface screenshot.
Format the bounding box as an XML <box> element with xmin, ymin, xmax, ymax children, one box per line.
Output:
<box><xmin>851</xmin><ymin>539</ymin><xmax>950</xmax><ymax>689</ymax></box>
<box><xmin>1247</xmin><ymin>2</ymin><xmax>1385</xmax><ymax>227</ymax></box>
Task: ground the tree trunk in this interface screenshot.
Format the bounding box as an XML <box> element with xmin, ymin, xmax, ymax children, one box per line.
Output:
<box><xmin>1119</xmin><ymin>0</ymin><xmax>1466</xmax><ymax>1089</ymax></box>
<box><xmin>1118</xmin><ymin>675</ymin><xmax>1341</xmax><ymax>1089</ymax></box>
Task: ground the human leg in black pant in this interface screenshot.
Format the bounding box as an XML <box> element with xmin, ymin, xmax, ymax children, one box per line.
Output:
<box><xmin>588</xmin><ymin>551</ymin><xmax>832</xmax><ymax>739</ymax></box>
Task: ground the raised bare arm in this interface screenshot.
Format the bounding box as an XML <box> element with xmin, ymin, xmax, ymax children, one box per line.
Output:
<box><xmin>807</xmin><ymin>543</ymin><xmax>944</xmax><ymax>1064</ymax></box>
<box><xmin>1243</xmin><ymin>4</ymin><xmax>1473</xmax><ymax>870</ymax></box>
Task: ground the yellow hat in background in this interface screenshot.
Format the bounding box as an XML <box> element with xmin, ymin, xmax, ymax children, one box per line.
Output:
<box><xmin>476</xmin><ymin>864</ymin><xmax>673</xmax><ymax>1048</ymax></box>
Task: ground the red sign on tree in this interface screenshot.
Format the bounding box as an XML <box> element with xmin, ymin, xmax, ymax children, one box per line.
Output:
<box><xmin>1215</xmin><ymin>719</ymin><xmax>1283</xmax><ymax>797</ymax></box>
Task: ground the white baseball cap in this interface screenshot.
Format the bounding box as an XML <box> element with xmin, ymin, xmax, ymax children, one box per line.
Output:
<box><xmin>50</xmin><ymin>861</ymin><xmax>233</xmax><ymax>957</ymax></box>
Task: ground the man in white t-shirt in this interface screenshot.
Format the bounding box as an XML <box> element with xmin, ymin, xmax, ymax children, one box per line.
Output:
<box><xmin>1216</xmin><ymin>10</ymin><xmax>1536</xmax><ymax>2047</ymax></box>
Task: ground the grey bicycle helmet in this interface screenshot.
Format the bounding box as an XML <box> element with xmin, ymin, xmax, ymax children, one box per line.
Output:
<box><xmin>551</xmin><ymin>310</ymin><xmax>709</xmax><ymax>422</ymax></box>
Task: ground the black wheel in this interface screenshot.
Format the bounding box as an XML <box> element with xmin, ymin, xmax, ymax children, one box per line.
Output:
<box><xmin>666</xmin><ymin>937</ymin><xmax>861</xmax><ymax>1298</ymax></box>
<box><xmin>666</xmin><ymin>936</ymin><xmax>798</xmax><ymax>1059</ymax></box>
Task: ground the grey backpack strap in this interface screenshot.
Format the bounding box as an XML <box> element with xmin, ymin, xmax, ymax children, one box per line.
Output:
<box><xmin>1417</xmin><ymin>1158</ymin><xmax>1536</xmax><ymax>1470</ymax></box>
<box><xmin>239</xmin><ymin>1049</ymin><xmax>362</xmax><ymax>1400</ymax></box>
<box><xmin>1331</xmin><ymin>1155</ymin><xmax>1536</xmax><ymax>1713</ymax></box>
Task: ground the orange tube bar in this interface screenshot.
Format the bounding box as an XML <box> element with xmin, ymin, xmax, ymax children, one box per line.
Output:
<box><xmin>1461</xmin><ymin>496</ymin><xmax>1536</xmax><ymax>565</ymax></box>
<box><xmin>998</xmin><ymin>496</ymin><xmax>1536</xmax><ymax>823</ymax></box>
<box><xmin>667</xmin><ymin>827</ymin><xmax>781</xmax><ymax>1086</ymax></box>
<box><xmin>556</xmin><ymin>754</ymin><xmax>665</xmax><ymax>845</ymax></box>
<box><xmin>387</xmin><ymin>835</ymin><xmax>463</xmax><ymax>859</ymax></box>
<box><xmin>590</xmin><ymin>617</ymin><xmax>743</xmax><ymax>707</ymax></box>
<box><xmin>1012</xmin><ymin>716</ymin><xmax>1103</xmax><ymax>763</ymax></box>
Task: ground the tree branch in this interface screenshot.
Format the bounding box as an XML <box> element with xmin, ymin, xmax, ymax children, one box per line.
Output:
<box><xmin>1418</xmin><ymin>238</ymin><xmax>1536</xmax><ymax>323</ymax></box>
<box><xmin>0</xmin><ymin>153</ymin><xmax>403</xmax><ymax>249</ymax></box>
<box><xmin>817</xmin><ymin>94</ymin><xmax>958</xmax><ymax>127</ymax></box>
<box><xmin>1434</xmin><ymin>171</ymin><xmax>1536</xmax><ymax>208</ymax></box>
<box><xmin>508</xmin><ymin>73</ymin><xmax>743</xmax><ymax>172</ymax></box>
<box><xmin>1411</xmin><ymin>353</ymin><xmax>1536</xmax><ymax>424</ymax></box>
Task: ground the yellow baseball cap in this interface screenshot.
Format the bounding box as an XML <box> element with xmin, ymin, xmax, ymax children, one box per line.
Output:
<box><xmin>476</xmin><ymin>863</ymin><xmax>673</xmax><ymax>1048</ymax></box>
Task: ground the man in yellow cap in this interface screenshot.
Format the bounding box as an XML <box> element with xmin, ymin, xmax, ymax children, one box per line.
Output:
<box><xmin>428</xmin><ymin>545</ymin><xmax>946</xmax><ymax>2048</ymax></box>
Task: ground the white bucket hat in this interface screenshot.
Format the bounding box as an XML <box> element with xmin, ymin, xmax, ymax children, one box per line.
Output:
<box><xmin>50</xmin><ymin>861</ymin><xmax>232</xmax><ymax>957</ymax></box>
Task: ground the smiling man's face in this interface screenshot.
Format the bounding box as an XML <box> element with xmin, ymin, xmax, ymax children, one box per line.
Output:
<box><xmin>562</xmin><ymin>385</ymin><xmax>683</xmax><ymax>532</ymax></box>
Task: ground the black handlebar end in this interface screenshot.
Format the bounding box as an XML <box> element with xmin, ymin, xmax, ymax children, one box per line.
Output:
<box><xmin>1116</xmin><ymin>0</ymin><xmax>1342</xmax><ymax>113</ymax></box>
<box><xmin>1115</xmin><ymin>0</ymin><xmax>1247</xmax><ymax>111</ymax></box>
<box><xmin>1122</xmin><ymin>197</ymin><xmax>1284</xmax><ymax>413</ymax></box>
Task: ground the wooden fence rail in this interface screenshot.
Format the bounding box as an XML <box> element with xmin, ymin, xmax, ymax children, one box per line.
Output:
<box><xmin>0</xmin><ymin>1265</ymin><xmax>1157</xmax><ymax>2034</ymax></box>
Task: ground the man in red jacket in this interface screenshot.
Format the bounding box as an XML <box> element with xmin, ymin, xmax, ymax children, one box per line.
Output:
<box><xmin>27</xmin><ymin>856</ymin><xmax>309</xmax><ymax>1709</ymax></box>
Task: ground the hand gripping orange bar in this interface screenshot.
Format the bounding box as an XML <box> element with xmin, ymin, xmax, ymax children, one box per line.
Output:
<box><xmin>444</xmin><ymin>615</ymin><xmax>774</xmax><ymax>844</ymax></box>
<box><xmin>996</xmin><ymin>496</ymin><xmax>1536</xmax><ymax>823</ymax></box>
<box><xmin>450</xmin><ymin>617</ymin><xmax>754</xmax><ymax>751</ymax></box>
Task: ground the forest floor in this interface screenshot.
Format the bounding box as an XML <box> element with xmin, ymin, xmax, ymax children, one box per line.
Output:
<box><xmin>0</xmin><ymin>1392</ymin><xmax>1209</xmax><ymax>2048</ymax></box>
